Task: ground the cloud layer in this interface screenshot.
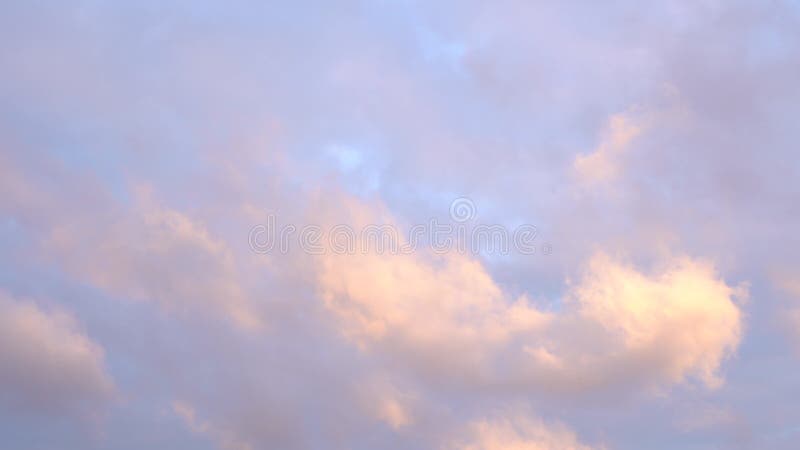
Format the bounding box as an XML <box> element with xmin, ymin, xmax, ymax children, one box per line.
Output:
<box><xmin>1</xmin><ymin>0</ymin><xmax>799</xmax><ymax>449</ymax></box>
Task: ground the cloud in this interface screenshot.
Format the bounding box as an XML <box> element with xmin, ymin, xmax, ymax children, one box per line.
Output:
<box><xmin>357</xmin><ymin>377</ymin><xmax>417</xmax><ymax>431</ymax></box>
<box><xmin>0</xmin><ymin>292</ymin><xmax>114</xmax><ymax>416</ymax></box>
<box><xmin>562</xmin><ymin>253</ymin><xmax>744</xmax><ymax>389</ymax></box>
<box><xmin>447</xmin><ymin>413</ymin><xmax>597</xmax><ymax>450</ymax></box>
<box><xmin>47</xmin><ymin>189</ymin><xmax>263</xmax><ymax>331</ymax></box>
<box><xmin>0</xmin><ymin>0</ymin><xmax>796</xmax><ymax>448</ymax></box>
<box><xmin>573</xmin><ymin>112</ymin><xmax>646</xmax><ymax>184</ymax></box>
<box><xmin>317</xmin><ymin>232</ymin><xmax>551</xmax><ymax>381</ymax></box>
<box><xmin>173</xmin><ymin>400</ymin><xmax>253</xmax><ymax>450</ymax></box>
<box><xmin>316</xmin><ymin>208</ymin><xmax>744</xmax><ymax>392</ymax></box>
<box><xmin>374</xmin><ymin>394</ymin><xmax>414</xmax><ymax>431</ymax></box>
<box><xmin>0</xmin><ymin>152</ymin><xmax>265</xmax><ymax>330</ymax></box>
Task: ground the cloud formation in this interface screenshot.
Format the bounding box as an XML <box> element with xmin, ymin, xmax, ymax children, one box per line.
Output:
<box><xmin>448</xmin><ymin>413</ymin><xmax>597</xmax><ymax>450</ymax></box>
<box><xmin>574</xmin><ymin>112</ymin><xmax>646</xmax><ymax>185</ymax></box>
<box><xmin>0</xmin><ymin>0</ymin><xmax>798</xmax><ymax>448</ymax></box>
<box><xmin>317</xmin><ymin>207</ymin><xmax>744</xmax><ymax>393</ymax></box>
<box><xmin>49</xmin><ymin>191</ymin><xmax>263</xmax><ymax>331</ymax></box>
<box><xmin>0</xmin><ymin>292</ymin><xmax>114</xmax><ymax>416</ymax></box>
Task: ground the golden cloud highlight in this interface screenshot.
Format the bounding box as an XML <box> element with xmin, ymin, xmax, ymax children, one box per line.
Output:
<box><xmin>316</xmin><ymin>210</ymin><xmax>744</xmax><ymax>392</ymax></box>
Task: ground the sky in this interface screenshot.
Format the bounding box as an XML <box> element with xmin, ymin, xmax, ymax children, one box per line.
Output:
<box><xmin>1</xmin><ymin>1</ymin><xmax>800</xmax><ymax>449</ymax></box>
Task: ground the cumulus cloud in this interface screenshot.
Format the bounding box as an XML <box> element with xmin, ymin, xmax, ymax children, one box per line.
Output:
<box><xmin>317</xmin><ymin>210</ymin><xmax>744</xmax><ymax>392</ymax></box>
<box><xmin>0</xmin><ymin>292</ymin><xmax>114</xmax><ymax>416</ymax></box>
<box><xmin>559</xmin><ymin>253</ymin><xmax>744</xmax><ymax>390</ymax></box>
<box><xmin>319</xmin><ymin>249</ymin><xmax>550</xmax><ymax>375</ymax></box>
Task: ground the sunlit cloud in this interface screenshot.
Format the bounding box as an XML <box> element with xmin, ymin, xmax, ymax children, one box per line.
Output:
<box><xmin>0</xmin><ymin>1</ymin><xmax>797</xmax><ymax>448</ymax></box>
